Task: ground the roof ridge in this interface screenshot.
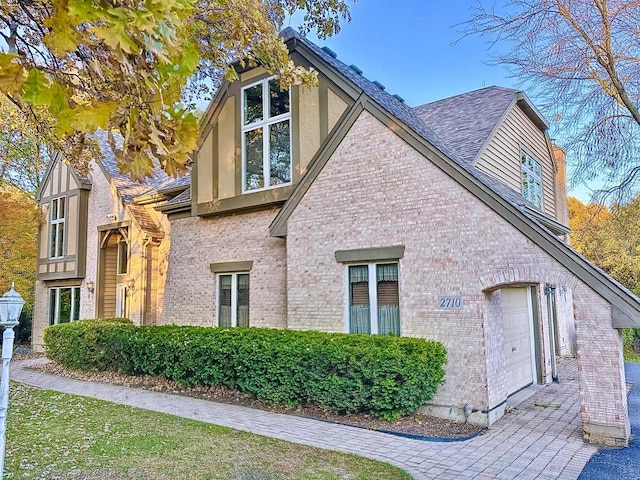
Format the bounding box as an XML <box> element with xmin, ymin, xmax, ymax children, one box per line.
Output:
<box><xmin>413</xmin><ymin>85</ymin><xmax>520</xmax><ymax>112</ymax></box>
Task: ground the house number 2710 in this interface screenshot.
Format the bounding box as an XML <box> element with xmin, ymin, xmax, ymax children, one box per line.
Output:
<box><xmin>438</xmin><ymin>296</ymin><xmax>463</xmax><ymax>309</ymax></box>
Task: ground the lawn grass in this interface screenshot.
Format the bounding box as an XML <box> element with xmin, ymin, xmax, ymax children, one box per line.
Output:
<box><xmin>6</xmin><ymin>383</ymin><xmax>411</xmax><ymax>479</ymax></box>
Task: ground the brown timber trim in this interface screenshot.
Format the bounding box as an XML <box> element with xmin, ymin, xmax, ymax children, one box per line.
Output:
<box><xmin>43</xmin><ymin>278</ymin><xmax>82</xmax><ymax>287</ymax></box>
<box><xmin>335</xmin><ymin>246</ymin><xmax>405</xmax><ymax>264</ymax></box>
<box><xmin>196</xmin><ymin>185</ymin><xmax>293</xmax><ymax>217</ymax></box>
<box><xmin>97</xmin><ymin>220</ymin><xmax>131</xmax><ymax>232</ymax></box>
<box><xmin>210</xmin><ymin>261</ymin><xmax>254</xmax><ymax>273</ymax></box>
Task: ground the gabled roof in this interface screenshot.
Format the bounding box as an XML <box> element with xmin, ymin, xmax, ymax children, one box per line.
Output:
<box><xmin>156</xmin><ymin>186</ymin><xmax>191</xmax><ymax>214</ymax></box>
<box><xmin>270</xmin><ymin>28</ymin><xmax>640</xmax><ymax>327</ymax></box>
<box><xmin>413</xmin><ymin>86</ymin><xmax>520</xmax><ymax>166</ymax></box>
<box><xmin>35</xmin><ymin>153</ymin><xmax>92</xmax><ymax>202</ymax></box>
<box><xmin>91</xmin><ymin>131</ymin><xmax>190</xmax><ymax>237</ymax></box>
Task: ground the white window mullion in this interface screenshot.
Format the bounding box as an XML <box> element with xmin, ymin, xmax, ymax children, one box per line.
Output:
<box><xmin>54</xmin><ymin>289</ymin><xmax>60</xmax><ymax>325</ymax></box>
<box><xmin>263</xmin><ymin>90</ymin><xmax>270</xmax><ymax>188</ymax></box>
<box><xmin>262</xmin><ymin>124</ymin><xmax>270</xmax><ymax>187</ymax></box>
<box><xmin>70</xmin><ymin>288</ymin><xmax>76</xmax><ymax>322</ymax></box>
<box><xmin>230</xmin><ymin>274</ymin><xmax>238</xmax><ymax>327</ymax></box>
<box><xmin>369</xmin><ymin>264</ymin><xmax>379</xmax><ymax>334</ymax></box>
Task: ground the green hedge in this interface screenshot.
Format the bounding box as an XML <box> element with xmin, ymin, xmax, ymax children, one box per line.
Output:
<box><xmin>44</xmin><ymin>323</ymin><xmax>447</xmax><ymax>420</ymax></box>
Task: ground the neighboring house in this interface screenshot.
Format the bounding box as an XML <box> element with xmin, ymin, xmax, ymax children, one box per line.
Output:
<box><xmin>33</xmin><ymin>28</ymin><xmax>639</xmax><ymax>447</ymax></box>
<box><xmin>33</xmin><ymin>132</ymin><xmax>188</xmax><ymax>348</ymax></box>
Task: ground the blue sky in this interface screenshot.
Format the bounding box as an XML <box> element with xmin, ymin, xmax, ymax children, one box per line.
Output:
<box><xmin>288</xmin><ymin>1</ymin><xmax>596</xmax><ymax>201</ymax></box>
<box><xmin>288</xmin><ymin>1</ymin><xmax>513</xmax><ymax>106</ymax></box>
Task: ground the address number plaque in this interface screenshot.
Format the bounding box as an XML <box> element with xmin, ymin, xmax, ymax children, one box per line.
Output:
<box><xmin>438</xmin><ymin>295</ymin><xmax>463</xmax><ymax>309</ymax></box>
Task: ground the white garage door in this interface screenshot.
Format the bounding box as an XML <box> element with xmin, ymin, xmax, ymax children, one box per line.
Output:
<box><xmin>501</xmin><ymin>287</ymin><xmax>535</xmax><ymax>395</ymax></box>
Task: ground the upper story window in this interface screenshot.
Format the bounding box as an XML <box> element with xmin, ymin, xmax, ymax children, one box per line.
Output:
<box><xmin>242</xmin><ymin>77</ymin><xmax>291</xmax><ymax>192</ymax></box>
<box><xmin>49</xmin><ymin>196</ymin><xmax>65</xmax><ymax>258</ymax></box>
<box><xmin>521</xmin><ymin>151</ymin><xmax>543</xmax><ymax>208</ymax></box>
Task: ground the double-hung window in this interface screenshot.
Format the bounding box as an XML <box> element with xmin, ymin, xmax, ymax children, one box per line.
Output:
<box><xmin>242</xmin><ymin>77</ymin><xmax>291</xmax><ymax>192</ymax></box>
<box><xmin>348</xmin><ymin>263</ymin><xmax>400</xmax><ymax>335</ymax></box>
<box><xmin>49</xmin><ymin>286</ymin><xmax>80</xmax><ymax>325</ymax></box>
<box><xmin>521</xmin><ymin>151</ymin><xmax>543</xmax><ymax>208</ymax></box>
<box><xmin>217</xmin><ymin>273</ymin><xmax>250</xmax><ymax>327</ymax></box>
<box><xmin>49</xmin><ymin>197</ymin><xmax>65</xmax><ymax>258</ymax></box>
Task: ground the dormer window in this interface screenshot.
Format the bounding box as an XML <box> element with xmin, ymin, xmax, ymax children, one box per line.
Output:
<box><xmin>521</xmin><ymin>151</ymin><xmax>543</xmax><ymax>208</ymax></box>
<box><xmin>49</xmin><ymin>196</ymin><xmax>65</xmax><ymax>258</ymax></box>
<box><xmin>242</xmin><ymin>78</ymin><xmax>291</xmax><ymax>192</ymax></box>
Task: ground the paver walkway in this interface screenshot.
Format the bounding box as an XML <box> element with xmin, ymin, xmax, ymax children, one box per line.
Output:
<box><xmin>11</xmin><ymin>356</ymin><xmax>599</xmax><ymax>479</ymax></box>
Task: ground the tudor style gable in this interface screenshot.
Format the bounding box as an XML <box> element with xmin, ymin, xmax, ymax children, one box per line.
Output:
<box><xmin>36</xmin><ymin>156</ymin><xmax>91</xmax><ymax>281</ymax></box>
<box><xmin>192</xmin><ymin>46</ymin><xmax>355</xmax><ymax>217</ymax></box>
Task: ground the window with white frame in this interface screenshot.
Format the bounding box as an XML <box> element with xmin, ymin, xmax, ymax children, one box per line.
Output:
<box><xmin>521</xmin><ymin>151</ymin><xmax>543</xmax><ymax>208</ymax></box>
<box><xmin>348</xmin><ymin>263</ymin><xmax>400</xmax><ymax>335</ymax></box>
<box><xmin>49</xmin><ymin>196</ymin><xmax>66</xmax><ymax>258</ymax></box>
<box><xmin>242</xmin><ymin>77</ymin><xmax>291</xmax><ymax>192</ymax></box>
<box><xmin>217</xmin><ymin>273</ymin><xmax>250</xmax><ymax>327</ymax></box>
<box><xmin>48</xmin><ymin>286</ymin><xmax>80</xmax><ymax>325</ymax></box>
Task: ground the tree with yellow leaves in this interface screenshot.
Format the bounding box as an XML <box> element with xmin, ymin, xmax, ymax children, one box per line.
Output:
<box><xmin>0</xmin><ymin>181</ymin><xmax>38</xmax><ymax>341</ymax></box>
<box><xmin>0</xmin><ymin>0</ymin><xmax>354</xmax><ymax>181</ymax></box>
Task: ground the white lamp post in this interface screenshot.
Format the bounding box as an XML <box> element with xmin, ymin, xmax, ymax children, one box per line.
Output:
<box><xmin>0</xmin><ymin>283</ymin><xmax>24</xmax><ymax>479</ymax></box>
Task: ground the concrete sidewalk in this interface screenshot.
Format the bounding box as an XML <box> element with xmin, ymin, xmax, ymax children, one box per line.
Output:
<box><xmin>11</xmin><ymin>357</ymin><xmax>598</xmax><ymax>480</ymax></box>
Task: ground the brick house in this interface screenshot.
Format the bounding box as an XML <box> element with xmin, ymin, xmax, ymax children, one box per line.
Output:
<box><xmin>32</xmin><ymin>132</ymin><xmax>188</xmax><ymax>346</ymax></box>
<box><xmin>34</xmin><ymin>28</ymin><xmax>640</xmax><ymax>446</ymax></box>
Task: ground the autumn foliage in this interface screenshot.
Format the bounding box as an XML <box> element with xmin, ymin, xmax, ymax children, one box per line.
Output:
<box><xmin>0</xmin><ymin>182</ymin><xmax>38</xmax><ymax>334</ymax></box>
<box><xmin>569</xmin><ymin>196</ymin><xmax>640</xmax><ymax>294</ymax></box>
<box><xmin>0</xmin><ymin>0</ymin><xmax>353</xmax><ymax>181</ymax></box>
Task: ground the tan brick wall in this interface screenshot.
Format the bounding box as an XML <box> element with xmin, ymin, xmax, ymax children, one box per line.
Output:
<box><xmin>573</xmin><ymin>284</ymin><xmax>630</xmax><ymax>445</ymax></box>
<box><xmin>161</xmin><ymin>208</ymin><xmax>287</xmax><ymax>328</ymax></box>
<box><xmin>285</xmin><ymin>110</ymin><xmax>628</xmax><ymax>436</ymax></box>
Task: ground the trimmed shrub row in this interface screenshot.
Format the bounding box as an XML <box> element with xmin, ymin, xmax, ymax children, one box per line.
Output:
<box><xmin>44</xmin><ymin>320</ymin><xmax>447</xmax><ymax>420</ymax></box>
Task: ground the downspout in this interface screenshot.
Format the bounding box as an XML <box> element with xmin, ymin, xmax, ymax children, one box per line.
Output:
<box><xmin>141</xmin><ymin>236</ymin><xmax>152</xmax><ymax>326</ymax></box>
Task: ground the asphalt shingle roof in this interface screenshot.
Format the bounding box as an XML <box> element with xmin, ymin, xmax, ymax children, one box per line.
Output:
<box><xmin>92</xmin><ymin>130</ymin><xmax>190</xmax><ymax>235</ymax></box>
<box><xmin>283</xmin><ymin>28</ymin><xmax>547</xmax><ymax>221</ymax></box>
<box><xmin>413</xmin><ymin>86</ymin><xmax>518</xmax><ymax>166</ymax></box>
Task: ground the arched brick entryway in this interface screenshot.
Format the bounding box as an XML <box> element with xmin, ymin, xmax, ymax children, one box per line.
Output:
<box><xmin>480</xmin><ymin>267</ymin><xmax>630</xmax><ymax>446</ymax></box>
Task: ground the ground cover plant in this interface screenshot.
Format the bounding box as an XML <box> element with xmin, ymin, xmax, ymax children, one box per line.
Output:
<box><xmin>44</xmin><ymin>321</ymin><xmax>447</xmax><ymax>421</ymax></box>
<box><xmin>623</xmin><ymin>328</ymin><xmax>640</xmax><ymax>363</ymax></box>
<box><xmin>6</xmin><ymin>382</ymin><xmax>411</xmax><ymax>479</ymax></box>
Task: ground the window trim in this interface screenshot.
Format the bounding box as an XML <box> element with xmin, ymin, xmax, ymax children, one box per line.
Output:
<box><xmin>49</xmin><ymin>196</ymin><xmax>66</xmax><ymax>259</ymax></box>
<box><xmin>240</xmin><ymin>76</ymin><xmax>292</xmax><ymax>194</ymax></box>
<box><xmin>216</xmin><ymin>272</ymin><xmax>250</xmax><ymax>327</ymax></box>
<box><xmin>48</xmin><ymin>286</ymin><xmax>80</xmax><ymax>325</ymax></box>
<box><xmin>520</xmin><ymin>149</ymin><xmax>543</xmax><ymax>208</ymax></box>
<box><xmin>344</xmin><ymin>262</ymin><xmax>400</xmax><ymax>335</ymax></box>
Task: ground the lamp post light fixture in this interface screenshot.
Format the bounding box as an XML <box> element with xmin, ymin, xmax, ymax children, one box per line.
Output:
<box><xmin>0</xmin><ymin>283</ymin><xmax>24</xmax><ymax>478</ymax></box>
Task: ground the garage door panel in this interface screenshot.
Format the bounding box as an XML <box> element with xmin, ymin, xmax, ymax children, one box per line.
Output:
<box><xmin>502</xmin><ymin>288</ymin><xmax>534</xmax><ymax>395</ymax></box>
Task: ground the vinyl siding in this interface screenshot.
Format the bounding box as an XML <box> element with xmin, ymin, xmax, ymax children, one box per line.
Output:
<box><xmin>476</xmin><ymin>106</ymin><xmax>556</xmax><ymax>218</ymax></box>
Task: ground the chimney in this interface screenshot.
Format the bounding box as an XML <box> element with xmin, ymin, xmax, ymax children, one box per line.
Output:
<box><xmin>553</xmin><ymin>145</ymin><xmax>570</xmax><ymax>233</ymax></box>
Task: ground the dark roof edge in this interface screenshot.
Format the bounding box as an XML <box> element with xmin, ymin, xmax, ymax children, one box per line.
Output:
<box><xmin>523</xmin><ymin>206</ymin><xmax>570</xmax><ymax>235</ymax></box>
<box><xmin>156</xmin><ymin>200</ymin><xmax>191</xmax><ymax>214</ymax></box>
<box><xmin>271</xmin><ymin>96</ymin><xmax>640</xmax><ymax>327</ymax></box>
<box><xmin>270</xmin><ymin>97</ymin><xmax>366</xmax><ymax>237</ymax></box>
<box><xmin>516</xmin><ymin>92</ymin><xmax>549</xmax><ymax>131</ymax></box>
